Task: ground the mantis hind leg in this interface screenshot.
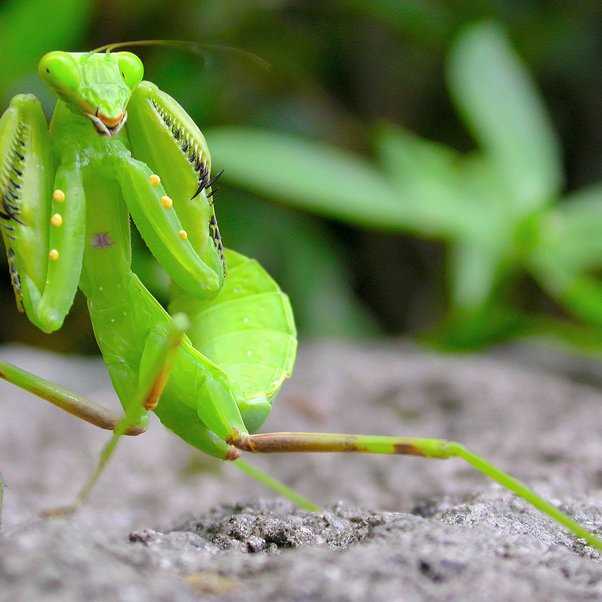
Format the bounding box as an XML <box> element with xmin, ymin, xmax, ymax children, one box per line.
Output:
<box><xmin>229</xmin><ymin>431</ymin><xmax>602</xmax><ymax>551</ymax></box>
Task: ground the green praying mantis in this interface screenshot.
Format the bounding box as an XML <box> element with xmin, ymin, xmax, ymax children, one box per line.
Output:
<box><xmin>1</xmin><ymin>43</ymin><xmax>601</xmax><ymax>552</ymax></box>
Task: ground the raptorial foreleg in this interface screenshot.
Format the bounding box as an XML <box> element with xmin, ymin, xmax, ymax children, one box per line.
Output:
<box><xmin>0</xmin><ymin>95</ymin><xmax>85</xmax><ymax>333</ymax></box>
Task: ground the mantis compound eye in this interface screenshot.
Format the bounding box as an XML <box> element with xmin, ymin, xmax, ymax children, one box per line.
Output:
<box><xmin>38</xmin><ymin>52</ymin><xmax>80</xmax><ymax>93</ymax></box>
<box><xmin>115</xmin><ymin>52</ymin><xmax>144</xmax><ymax>89</ymax></box>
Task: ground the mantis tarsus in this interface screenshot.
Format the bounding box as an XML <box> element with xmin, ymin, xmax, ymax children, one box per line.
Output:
<box><xmin>0</xmin><ymin>44</ymin><xmax>601</xmax><ymax>552</ymax></box>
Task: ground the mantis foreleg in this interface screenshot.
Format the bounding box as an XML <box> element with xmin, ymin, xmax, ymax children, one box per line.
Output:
<box><xmin>124</xmin><ymin>83</ymin><xmax>297</xmax><ymax>433</ymax></box>
<box><xmin>0</xmin><ymin>95</ymin><xmax>85</xmax><ymax>333</ymax></box>
<box><xmin>126</xmin><ymin>82</ymin><xmax>225</xmax><ymax>274</ymax></box>
<box><xmin>117</xmin><ymin>156</ymin><xmax>222</xmax><ymax>298</ymax></box>
<box><xmin>22</xmin><ymin>162</ymin><xmax>86</xmax><ymax>331</ymax></box>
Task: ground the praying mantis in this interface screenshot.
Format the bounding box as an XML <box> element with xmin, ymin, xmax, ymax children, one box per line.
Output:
<box><xmin>1</xmin><ymin>43</ymin><xmax>601</xmax><ymax>553</ymax></box>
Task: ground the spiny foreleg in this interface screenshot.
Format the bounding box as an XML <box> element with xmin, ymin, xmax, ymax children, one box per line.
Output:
<box><xmin>0</xmin><ymin>95</ymin><xmax>85</xmax><ymax>333</ymax></box>
<box><xmin>126</xmin><ymin>81</ymin><xmax>225</xmax><ymax>276</ymax></box>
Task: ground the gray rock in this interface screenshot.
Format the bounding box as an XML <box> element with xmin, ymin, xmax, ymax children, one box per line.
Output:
<box><xmin>1</xmin><ymin>341</ymin><xmax>602</xmax><ymax>601</ymax></box>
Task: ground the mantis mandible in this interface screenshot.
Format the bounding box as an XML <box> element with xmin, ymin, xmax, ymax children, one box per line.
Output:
<box><xmin>0</xmin><ymin>43</ymin><xmax>601</xmax><ymax>552</ymax></box>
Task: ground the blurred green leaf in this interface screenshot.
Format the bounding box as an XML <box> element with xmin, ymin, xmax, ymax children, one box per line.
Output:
<box><xmin>447</xmin><ymin>155</ymin><xmax>516</xmax><ymax>310</ymax></box>
<box><xmin>447</xmin><ymin>21</ymin><xmax>563</xmax><ymax>212</ymax></box>
<box><xmin>449</xmin><ymin>240</ymin><xmax>502</xmax><ymax>310</ymax></box>
<box><xmin>536</xmin><ymin>206</ymin><xmax>602</xmax><ymax>328</ymax></box>
<box><xmin>282</xmin><ymin>222</ymin><xmax>379</xmax><ymax>338</ymax></box>
<box><xmin>207</xmin><ymin>127</ymin><xmax>404</xmax><ymax>231</ymax></box>
<box><xmin>377</xmin><ymin>124</ymin><xmax>480</xmax><ymax>238</ymax></box>
<box><xmin>530</xmin><ymin>185</ymin><xmax>602</xmax><ymax>284</ymax></box>
<box><xmin>0</xmin><ymin>0</ymin><xmax>92</xmax><ymax>96</ymax></box>
<box><xmin>426</xmin><ymin>303</ymin><xmax>532</xmax><ymax>351</ymax></box>
<box><xmin>560</xmin><ymin>277</ymin><xmax>602</xmax><ymax>329</ymax></box>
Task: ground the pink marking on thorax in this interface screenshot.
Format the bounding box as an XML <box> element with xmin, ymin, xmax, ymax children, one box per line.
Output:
<box><xmin>92</xmin><ymin>232</ymin><xmax>113</xmax><ymax>249</ymax></box>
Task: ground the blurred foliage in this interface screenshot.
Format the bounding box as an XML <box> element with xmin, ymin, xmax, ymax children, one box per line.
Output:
<box><xmin>0</xmin><ymin>0</ymin><xmax>600</xmax><ymax>353</ymax></box>
<box><xmin>207</xmin><ymin>21</ymin><xmax>602</xmax><ymax>350</ymax></box>
<box><xmin>0</xmin><ymin>0</ymin><xmax>92</xmax><ymax>95</ymax></box>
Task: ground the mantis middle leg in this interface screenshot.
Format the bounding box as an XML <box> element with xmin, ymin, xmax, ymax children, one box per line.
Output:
<box><xmin>0</xmin><ymin>357</ymin><xmax>145</xmax><ymax>522</ymax></box>
<box><xmin>52</xmin><ymin>314</ymin><xmax>190</xmax><ymax>513</ymax></box>
<box><xmin>0</xmin><ymin>360</ymin><xmax>145</xmax><ymax>434</ymax></box>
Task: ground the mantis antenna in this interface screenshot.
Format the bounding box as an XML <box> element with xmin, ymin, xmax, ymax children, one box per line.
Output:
<box><xmin>90</xmin><ymin>39</ymin><xmax>271</xmax><ymax>72</ymax></box>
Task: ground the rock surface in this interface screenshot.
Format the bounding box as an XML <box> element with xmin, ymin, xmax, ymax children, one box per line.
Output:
<box><xmin>1</xmin><ymin>341</ymin><xmax>602</xmax><ymax>601</ymax></box>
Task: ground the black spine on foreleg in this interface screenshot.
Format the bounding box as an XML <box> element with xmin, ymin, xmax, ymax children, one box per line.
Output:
<box><xmin>0</xmin><ymin>122</ymin><xmax>27</xmax><ymax>310</ymax></box>
<box><xmin>149</xmin><ymin>97</ymin><xmax>227</xmax><ymax>273</ymax></box>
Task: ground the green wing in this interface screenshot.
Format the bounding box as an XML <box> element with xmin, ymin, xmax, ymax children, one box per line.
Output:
<box><xmin>170</xmin><ymin>249</ymin><xmax>297</xmax><ymax>433</ymax></box>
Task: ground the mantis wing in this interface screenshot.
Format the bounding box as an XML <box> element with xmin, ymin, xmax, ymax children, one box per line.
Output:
<box><xmin>170</xmin><ymin>249</ymin><xmax>297</xmax><ymax>433</ymax></box>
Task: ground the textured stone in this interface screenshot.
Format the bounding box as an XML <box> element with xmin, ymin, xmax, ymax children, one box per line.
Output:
<box><xmin>1</xmin><ymin>342</ymin><xmax>602</xmax><ymax>601</ymax></box>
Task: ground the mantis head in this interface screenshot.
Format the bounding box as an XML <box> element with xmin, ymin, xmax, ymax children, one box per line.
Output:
<box><xmin>38</xmin><ymin>51</ymin><xmax>144</xmax><ymax>136</ymax></box>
